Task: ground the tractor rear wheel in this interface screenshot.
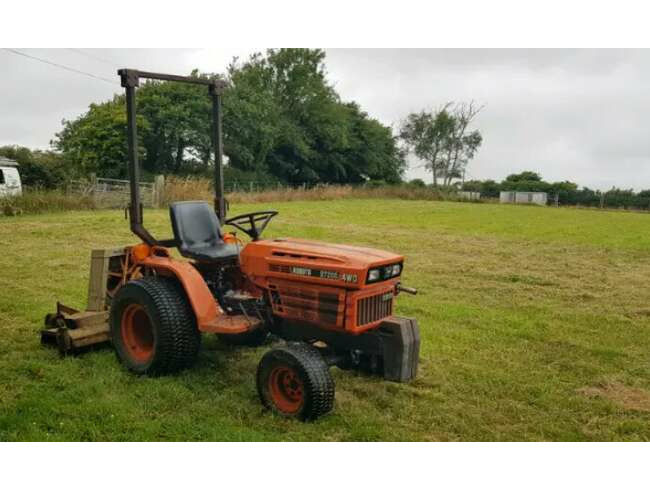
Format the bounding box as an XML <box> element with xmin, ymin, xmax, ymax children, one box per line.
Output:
<box><xmin>256</xmin><ymin>343</ymin><xmax>334</xmax><ymax>421</ymax></box>
<box><xmin>110</xmin><ymin>276</ymin><xmax>201</xmax><ymax>375</ymax></box>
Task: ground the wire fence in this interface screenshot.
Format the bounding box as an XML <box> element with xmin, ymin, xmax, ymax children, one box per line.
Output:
<box><xmin>67</xmin><ymin>177</ymin><xmax>156</xmax><ymax>208</ymax></box>
<box><xmin>223</xmin><ymin>181</ymin><xmax>311</xmax><ymax>193</ymax></box>
<box><xmin>65</xmin><ymin>176</ymin><xmax>317</xmax><ymax>209</ymax></box>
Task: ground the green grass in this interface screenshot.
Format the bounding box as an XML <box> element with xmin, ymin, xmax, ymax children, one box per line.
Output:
<box><xmin>1</xmin><ymin>199</ymin><xmax>650</xmax><ymax>441</ymax></box>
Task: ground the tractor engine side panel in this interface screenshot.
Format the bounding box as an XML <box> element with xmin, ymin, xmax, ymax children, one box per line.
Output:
<box><xmin>267</xmin><ymin>279</ymin><xmax>346</xmax><ymax>330</ymax></box>
<box><xmin>240</xmin><ymin>240</ymin><xmax>402</xmax><ymax>334</ymax></box>
<box><xmin>266</xmin><ymin>278</ymin><xmax>399</xmax><ymax>334</ymax></box>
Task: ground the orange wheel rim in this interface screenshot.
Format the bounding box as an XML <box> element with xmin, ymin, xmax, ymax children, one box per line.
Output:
<box><xmin>268</xmin><ymin>366</ymin><xmax>304</xmax><ymax>414</ymax></box>
<box><xmin>121</xmin><ymin>304</ymin><xmax>154</xmax><ymax>362</ymax></box>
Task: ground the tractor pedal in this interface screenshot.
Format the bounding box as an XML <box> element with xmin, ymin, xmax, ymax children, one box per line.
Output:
<box><xmin>201</xmin><ymin>314</ymin><xmax>263</xmax><ymax>335</ymax></box>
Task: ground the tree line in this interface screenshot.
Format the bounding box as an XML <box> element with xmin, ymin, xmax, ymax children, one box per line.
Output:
<box><xmin>462</xmin><ymin>171</ymin><xmax>650</xmax><ymax>209</ymax></box>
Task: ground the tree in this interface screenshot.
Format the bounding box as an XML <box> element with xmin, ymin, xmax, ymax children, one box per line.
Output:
<box><xmin>224</xmin><ymin>54</ymin><xmax>282</xmax><ymax>174</ymax></box>
<box><xmin>462</xmin><ymin>178</ymin><xmax>501</xmax><ymax>198</ymax></box>
<box><xmin>605</xmin><ymin>188</ymin><xmax>636</xmax><ymax>209</ymax></box>
<box><xmin>548</xmin><ymin>181</ymin><xmax>578</xmax><ymax>204</ymax></box>
<box><xmin>501</xmin><ymin>171</ymin><xmax>550</xmax><ymax>193</ymax></box>
<box><xmin>439</xmin><ymin>102</ymin><xmax>483</xmax><ymax>186</ymax></box>
<box><xmin>240</xmin><ymin>49</ymin><xmax>405</xmax><ymax>183</ymax></box>
<box><xmin>504</xmin><ymin>171</ymin><xmax>543</xmax><ymax>183</ymax></box>
<box><xmin>399</xmin><ymin>105</ymin><xmax>454</xmax><ymax>186</ymax></box>
<box><xmin>341</xmin><ymin>102</ymin><xmax>405</xmax><ymax>183</ymax></box>
<box><xmin>409</xmin><ymin>178</ymin><xmax>427</xmax><ymax>188</ymax></box>
<box><xmin>400</xmin><ymin>102</ymin><xmax>483</xmax><ymax>187</ymax></box>
<box><xmin>53</xmin><ymin>97</ymin><xmax>148</xmax><ymax>179</ymax></box>
<box><xmin>137</xmin><ymin>71</ymin><xmax>214</xmax><ymax>174</ymax></box>
<box><xmin>0</xmin><ymin>145</ymin><xmax>68</xmax><ymax>188</ymax></box>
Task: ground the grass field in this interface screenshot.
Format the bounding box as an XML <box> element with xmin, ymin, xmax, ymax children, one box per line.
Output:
<box><xmin>1</xmin><ymin>199</ymin><xmax>650</xmax><ymax>441</ymax></box>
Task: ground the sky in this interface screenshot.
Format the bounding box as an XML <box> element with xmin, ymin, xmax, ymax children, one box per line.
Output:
<box><xmin>1</xmin><ymin>48</ymin><xmax>649</xmax><ymax>190</ymax></box>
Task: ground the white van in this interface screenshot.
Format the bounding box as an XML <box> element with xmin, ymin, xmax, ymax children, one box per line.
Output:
<box><xmin>0</xmin><ymin>157</ymin><xmax>22</xmax><ymax>197</ymax></box>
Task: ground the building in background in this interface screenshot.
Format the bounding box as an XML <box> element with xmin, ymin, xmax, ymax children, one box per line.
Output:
<box><xmin>499</xmin><ymin>191</ymin><xmax>547</xmax><ymax>206</ymax></box>
<box><xmin>0</xmin><ymin>157</ymin><xmax>22</xmax><ymax>197</ymax></box>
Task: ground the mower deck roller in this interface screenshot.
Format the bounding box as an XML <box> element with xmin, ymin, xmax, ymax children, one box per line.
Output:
<box><xmin>41</xmin><ymin>248</ymin><xmax>124</xmax><ymax>355</ymax></box>
<box><xmin>41</xmin><ymin>303</ymin><xmax>109</xmax><ymax>355</ymax></box>
<box><xmin>42</xmin><ymin>68</ymin><xmax>421</xmax><ymax>421</ymax></box>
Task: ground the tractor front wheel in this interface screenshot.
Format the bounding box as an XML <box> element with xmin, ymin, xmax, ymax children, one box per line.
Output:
<box><xmin>256</xmin><ymin>343</ymin><xmax>334</xmax><ymax>421</ymax></box>
<box><xmin>110</xmin><ymin>276</ymin><xmax>201</xmax><ymax>375</ymax></box>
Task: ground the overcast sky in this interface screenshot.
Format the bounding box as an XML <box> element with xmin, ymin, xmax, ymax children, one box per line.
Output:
<box><xmin>2</xmin><ymin>48</ymin><xmax>649</xmax><ymax>190</ymax></box>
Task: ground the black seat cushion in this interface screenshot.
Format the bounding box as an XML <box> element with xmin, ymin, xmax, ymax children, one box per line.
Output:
<box><xmin>169</xmin><ymin>201</ymin><xmax>239</xmax><ymax>262</ymax></box>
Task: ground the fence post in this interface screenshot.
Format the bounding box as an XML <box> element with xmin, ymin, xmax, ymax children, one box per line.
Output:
<box><xmin>153</xmin><ymin>174</ymin><xmax>165</xmax><ymax>208</ymax></box>
<box><xmin>89</xmin><ymin>173</ymin><xmax>97</xmax><ymax>205</ymax></box>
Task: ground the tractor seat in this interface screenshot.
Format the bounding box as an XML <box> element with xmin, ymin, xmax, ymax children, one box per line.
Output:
<box><xmin>169</xmin><ymin>201</ymin><xmax>240</xmax><ymax>262</ymax></box>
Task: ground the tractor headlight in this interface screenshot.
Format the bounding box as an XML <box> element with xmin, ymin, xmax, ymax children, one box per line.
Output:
<box><xmin>368</xmin><ymin>264</ymin><xmax>401</xmax><ymax>283</ymax></box>
<box><xmin>367</xmin><ymin>268</ymin><xmax>381</xmax><ymax>283</ymax></box>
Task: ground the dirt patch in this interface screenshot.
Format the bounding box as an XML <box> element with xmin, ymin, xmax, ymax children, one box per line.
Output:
<box><xmin>630</xmin><ymin>308</ymin><xmax>650</xmax><ymax>317</ymax></box>
<box><xmin>579</xmin><ymin>381</ymin><xmax>650</xmax><ymax>412</ymax></box>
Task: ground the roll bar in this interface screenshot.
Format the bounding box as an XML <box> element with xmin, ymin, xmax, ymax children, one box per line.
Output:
<box><xmin>118</xmin><ymin>68</ymin><xmax>228</xmax><ymax>246</ymax></box>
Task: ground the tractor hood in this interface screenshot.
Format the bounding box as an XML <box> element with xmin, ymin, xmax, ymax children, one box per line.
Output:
<box><xmin>239</xmin><ymin>238</ymin><xmax>404</xmax><ymax>289</ymax></box>
<box><xmin>263</xmin><ymin>238</ymin><xmax>402</xmax><ymax>265</ymax></box>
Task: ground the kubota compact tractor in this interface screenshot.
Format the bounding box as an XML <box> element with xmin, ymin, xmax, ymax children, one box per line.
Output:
<box><xmin>42</xmin><ymin>69</ymin><xmax>420</xmax><ymax>421</ymax></box>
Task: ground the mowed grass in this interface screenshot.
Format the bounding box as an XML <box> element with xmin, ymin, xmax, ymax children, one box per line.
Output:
<box><xmin>1</xmin><ymin>199</ymin><xmax>650</xmax><ymax>441</ymax></box>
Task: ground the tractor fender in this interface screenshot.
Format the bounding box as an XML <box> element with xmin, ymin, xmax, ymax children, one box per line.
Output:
<box><xmin>139</xmin><ymin>255</ymin><xmax>219</xmax><ymax>329</ymax></box>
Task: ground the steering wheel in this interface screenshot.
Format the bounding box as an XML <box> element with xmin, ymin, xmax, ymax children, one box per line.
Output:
<box><xmin>225</xmin><ymin>211</ymin><xmax>278</xmax><ymax>241</ymax></box>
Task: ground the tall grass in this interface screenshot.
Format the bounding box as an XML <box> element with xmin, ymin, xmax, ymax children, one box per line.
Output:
<box><xmin>0</xmin><ymin>188</ymin><xmax>94</xmax><ymax>216</ymax></box>
<box><xmin>162</xmin><ymin>176</ymin><xmax>461</xmax><ymax>206</ymax></box>
<box><xmin>161</xmin><ymin>176</ymin><xmax>213</xmax><ymax>203</ymax></box>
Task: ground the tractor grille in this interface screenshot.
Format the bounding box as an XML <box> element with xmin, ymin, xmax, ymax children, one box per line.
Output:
<box><xmin>356</xmin><ymin>291</ymin><xmax>393</xmax><ymax>326</ymax></box>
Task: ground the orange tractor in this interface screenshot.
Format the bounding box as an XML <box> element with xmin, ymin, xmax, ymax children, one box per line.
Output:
<box><xmin>43</xmin><ymin>69</ymin><xmax>420</xmax><ymax>421</ymax></box>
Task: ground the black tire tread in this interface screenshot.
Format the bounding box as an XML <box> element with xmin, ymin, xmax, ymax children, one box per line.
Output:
<box><xmin>110</xmin><ymin>276</ymin><xmax>201</xmax><ymax>375</ymax></box>
<box><xmin>257</xmin><ymin>342</ymin><xmax>334</xmax><ymax>421</ymax></box>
